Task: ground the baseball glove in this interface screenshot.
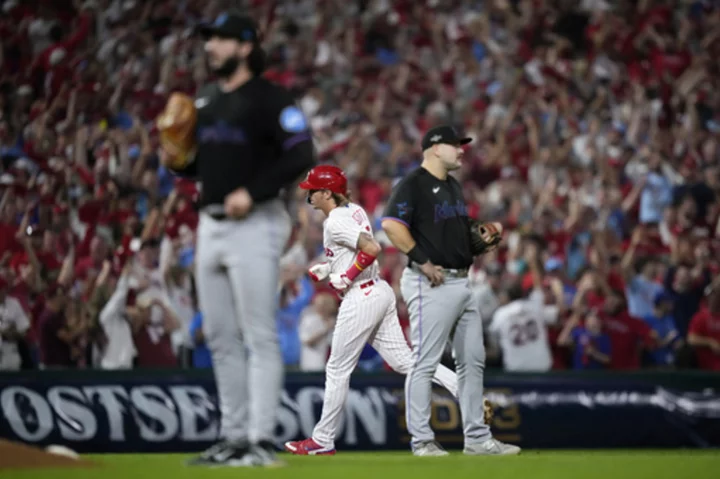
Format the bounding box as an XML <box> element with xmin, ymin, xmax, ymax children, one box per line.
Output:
<box><xmin>469</xmin><ymin>220</ymin><xmax>503</xmax><ymax>256</ymax></box>
<box><xmin>483</xmin><ymin>398</ymin><xmax>494</xmax><ymax>425</ymax></box>
<box><xmin>156</xmin><ymin>92</ymin><xmax>198</xmax><ymax>171</ymax></box>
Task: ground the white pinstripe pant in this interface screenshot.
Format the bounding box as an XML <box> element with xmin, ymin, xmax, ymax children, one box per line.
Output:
<box><xmin>312</xmin><ymin>278</ymin><xmax>457</xmax><ymax>448</ymax></box>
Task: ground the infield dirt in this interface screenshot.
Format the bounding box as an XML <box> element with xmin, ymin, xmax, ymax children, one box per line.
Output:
<box><xmin>0</xmin><ymin>439</ymin><xmax>95</xmax><ymax>470</ymax></box>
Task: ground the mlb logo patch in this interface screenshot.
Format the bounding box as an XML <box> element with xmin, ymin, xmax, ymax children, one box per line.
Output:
<box><xmin>279</xmin><ymin>106</ymin><xmax>308</xmax><ymax>133</ymax></box>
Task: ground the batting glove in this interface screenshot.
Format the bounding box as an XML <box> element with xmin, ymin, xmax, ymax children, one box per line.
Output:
<box><xmin>308</xmin><ymin>262</ymin><xmax>331</xmax><ymax>282</ymax></box>
<box><xmin>329</xmin><ymin>272</ymin><xmax>352</xmax><ymax>292</ymax></box>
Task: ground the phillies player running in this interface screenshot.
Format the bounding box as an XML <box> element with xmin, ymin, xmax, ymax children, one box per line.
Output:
<box><xmin>285</xmin><ymin>165</ymin><xmax>459</xmax><ymax>455</ymax></box>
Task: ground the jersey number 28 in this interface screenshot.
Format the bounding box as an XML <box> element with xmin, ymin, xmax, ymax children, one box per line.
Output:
<box><xmin>510</xmin><ymin>319</ymin><xmax>540</xmax><ymax>346</ymax></box>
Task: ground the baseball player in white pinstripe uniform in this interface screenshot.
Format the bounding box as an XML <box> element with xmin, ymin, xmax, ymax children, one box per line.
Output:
<box><xmin>284</xmin><ymin>165</ymin><xmax>459</xmax><ymax>455</ymax></box>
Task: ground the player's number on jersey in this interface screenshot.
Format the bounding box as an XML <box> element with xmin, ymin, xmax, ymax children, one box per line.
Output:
<box><xmin>510</xmin><ymin>319</ymin><xmax>540</xmax><ymax>346</ymax></box>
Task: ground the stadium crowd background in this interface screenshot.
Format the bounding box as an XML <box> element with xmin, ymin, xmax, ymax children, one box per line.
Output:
<box><xmin>0</xmin><ymin>0</ymin><xmax>719</xmax><ymax>373</ymax></box>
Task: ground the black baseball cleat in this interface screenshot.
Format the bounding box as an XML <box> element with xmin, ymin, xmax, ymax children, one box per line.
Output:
<box><xmin>186</xmin><ymin>440</ymin><xmax>252</xmax><ymax>467</ymax></box>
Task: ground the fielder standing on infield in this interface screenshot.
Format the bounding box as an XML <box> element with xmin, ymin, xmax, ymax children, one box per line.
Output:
<box><xmin>381</xmin><ymin>125</ymin><xmax>521</xmax><ymax>457</ymax></box>
<box><xmin>156</xmin><ymin>11</ymin><xmax>315</xmax><ymax>467</ymax></box>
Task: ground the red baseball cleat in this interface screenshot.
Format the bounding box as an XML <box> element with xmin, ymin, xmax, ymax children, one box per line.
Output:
<box><xmin>284</xmin><ymin>438</ymin><xmax>336</xmax><ymax>456</ymax></box>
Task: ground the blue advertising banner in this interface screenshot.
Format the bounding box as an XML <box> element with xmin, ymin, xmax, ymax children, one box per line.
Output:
<box><xmin>0</xmin><ymin>371</ymin><xmax>719</xmax><ymax>453</ymax></box>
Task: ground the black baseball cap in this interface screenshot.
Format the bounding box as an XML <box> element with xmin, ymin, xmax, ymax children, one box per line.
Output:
<box><xmin>421</xmin><ymin>125</ymin><xmax>472</xmax><ymax>151</ymax></box>
<box><xmin>196</xmin><ymin>10</ymin><xmax>260</xmax><ymax>43</ymax></box>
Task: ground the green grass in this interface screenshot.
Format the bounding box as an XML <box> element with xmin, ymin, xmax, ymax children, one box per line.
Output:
<box><xmin>6</xmin><ymin>451</ymin><xmax>720</xmax><ymax>479</ymax></box>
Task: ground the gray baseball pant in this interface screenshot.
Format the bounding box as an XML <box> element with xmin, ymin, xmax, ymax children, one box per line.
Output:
<box><xmin>400</xmin><ymin>266</ymin><xmax>491</xmax><ymax>449</ymax></box>
<box><xmin>196</xmin><ymin>199</ymin><xmax>291</xmax><ymax>444</ymax></box>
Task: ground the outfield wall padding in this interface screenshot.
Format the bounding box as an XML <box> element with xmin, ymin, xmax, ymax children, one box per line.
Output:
<box><xmin>1</xmin><ymin>370</ymin><xmax>719</xmax><ymax>452</ymax></box>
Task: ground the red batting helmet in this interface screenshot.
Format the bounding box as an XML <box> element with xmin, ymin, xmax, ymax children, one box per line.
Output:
<box><xmin>299</xmin><ymin>165</ymin><xmax>347</xmax><ymax>196</ymax></box>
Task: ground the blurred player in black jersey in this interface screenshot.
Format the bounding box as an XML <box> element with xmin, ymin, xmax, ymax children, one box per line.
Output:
<box><xmin>160</xmin><ymin>10</ymin><xmax>315</xmax><ymax>468</ymax></box>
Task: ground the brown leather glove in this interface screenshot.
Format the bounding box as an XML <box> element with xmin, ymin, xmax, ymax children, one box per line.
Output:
<box><xmin>469</xmin><ymin>220</ymin><xmax>503</xmax><ymax>256</ymax></box>
<box><xmin>156</xmin><ymin>92</ymin><xmax>198</xmax><ymax>171</ymax></box>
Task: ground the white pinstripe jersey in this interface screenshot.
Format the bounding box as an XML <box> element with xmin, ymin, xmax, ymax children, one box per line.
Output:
<box><xmin>323</xmin><ymin>202</ymin><xmax>379</xmax><ymax>283</ymax></box>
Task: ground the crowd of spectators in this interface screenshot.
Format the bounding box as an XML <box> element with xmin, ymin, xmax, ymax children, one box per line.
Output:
<box><xmin>1</xmin><ymin>0</ymin><xmax>719</xmax><ymax>374</ymax></box>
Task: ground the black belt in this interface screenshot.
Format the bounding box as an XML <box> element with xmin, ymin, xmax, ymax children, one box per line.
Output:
<box><xmin>410</xmin><ymin>264</ymin><xmax>469</xmax><ymax>278</ymax></box>
<box><xmin>441</xmin><ymin>268</ymin><xmax>469</xmax><ymax>278</ymax></box>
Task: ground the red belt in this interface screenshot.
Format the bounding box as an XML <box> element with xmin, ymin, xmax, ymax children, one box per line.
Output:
<box><xmin>359</xmin><ymin>279</ymin><xmax>375</xmax><ymax>289</ymax></box>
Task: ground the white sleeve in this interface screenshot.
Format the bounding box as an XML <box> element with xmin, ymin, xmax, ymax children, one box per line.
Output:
<box><xmin>488</xmin><ymin>309</ymin><xmax>503</xmax><ymax>334</ymax></box>
<box><xmin>528</xmin><ymin>288</ymin><xmax>545</xmax><ymax>306</ymax></box>
<box><xmin>100</xmin><ymin>275</ymin><xmax>130</xmax><ymax>326</ymax></box>
<box><xmin>541</xmin><ymin>305</ymin><xmax>560</xmax><ymax>325</ymax></box>
<box><xmin>299</xmin><ymin>312</ymin><xmax>324</xmax><ymax>343</ymax></box>
<box><xmin>328</xmin><ymin>213</ymin><xmax>365</xmax><ymax>250</ymax></box>
<box><xmin>159</xmin><ymin>236</ymin><xmax>175</xmax><ymax>277</ymax></box>
<box><xmin>9</xmin><ymin>299</ymin><xmax>30</xmax><ymax>334</ymax></box>
<box><xmin>280</xmin><ymin>241</ymin><xmax>308</xmax><ymax>268</ymax></box>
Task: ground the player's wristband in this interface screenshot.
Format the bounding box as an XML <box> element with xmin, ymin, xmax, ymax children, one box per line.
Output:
<box><xmin>345</xmin><ymin>251</ymin><xmax>376</xmax><ymax>281</ymax></box>
<box><xmin>407</xmin><ymin>245</ymin><xmax>429</xmax><ymax>265</ymax></box>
